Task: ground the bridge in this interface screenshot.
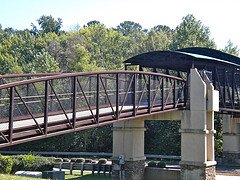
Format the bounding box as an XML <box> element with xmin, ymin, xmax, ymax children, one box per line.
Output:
<box><xmin>0</xmin><ymin>47</ymin><xmax>240</xmax><ymax>179</ymax></box>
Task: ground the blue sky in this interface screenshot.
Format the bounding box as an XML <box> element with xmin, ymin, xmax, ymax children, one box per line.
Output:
<box><xmin>0</xmin><ymin>0</ymin><xmax>239</xmax><ymax>49</ymax></box>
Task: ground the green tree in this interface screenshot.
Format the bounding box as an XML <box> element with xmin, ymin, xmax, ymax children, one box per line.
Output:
<box><xmin>145</xmin><ymin>121</ymin><xmax>181</xmax><ymax>155</ymax></box>
<box><xmin>69</xmin><ymin>44</ymin><xmax>100</xmax><ymax>72</ymax></box>
<box><xmin>153</xmin><ymin>25</ymin><xmax>173</xmax><ymax>34</ymax></box>
<box><xmin>80</xmin><ymin>23</ymin><xmax>130</xmax><ymax>70</ymax></box>
<box><xmin>0</xmin><ymin>27</ymin><xmax>18</xmax><ymax>74</ymax></box>
<box><xmin>35</xmin><ymin>15</ymin><xmax>63</xmax><ymax>34</ymax></box>
<box><xmin>86</xmin><ymin>20</ymin><xmax>101</xmax><ymax>27</ymax></box>
<box><xmin>116</xmin><ymin>21</ymin><xmax>143</xmax><ymax>36</ymax></box>
<box><xmin>171</xmin><ymin>14</ymin><xmax>216</xmax><ymax>50</ymax></box>
<box><xmin>222</xmin><ymin>40</ymin><xmax>239</xmax><ymax>56</ymax></box>
<box><xmin>144</xmin><ymin>29</ymin><xmax>172</xmax><ymax>51</ymax></box>
<box><xmin>29</xmin><ymin>50</ymin><xmax>60</xmax><ymax>73</ymax></box>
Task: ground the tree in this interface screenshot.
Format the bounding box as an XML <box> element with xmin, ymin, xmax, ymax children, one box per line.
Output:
<box><xmin>145</xmin><ymin>121</ymin><xmax>181</xmax><ymax>155</ymax></box>
<box><xmin>116</xmin><ymin>21</ymin><xmax>142</xmax><ymax>36</ymax></box>
<box><xmin>86</xmin><ymin>20</ymin><xmax>101</xmax><ymax>27</ymax></box>
<box><xmin>153</xmin><ymin>25</ymin><xmax>173</xmax><ymax>34</ymax></box>
<box><xmin>79</xmin><ymin>23</ymin><xmax>130</xmax><ymax>70</ymax></box>
<box><xmin>29</xmin><ymin>50</ymin><xmax>60</xmax><ymax>73</ymax></box>
<box><xmin>35</xmin><ymin>15</ymin><xmax>63</xmax><ymax>34</ymax></box>
<box><xmin>69</xmin><ymin>44</ymin><xmax>100</xmax><ymax>72</ymax></box>
<box><xmin>171</xmin><ymin>14</ymin><xmax>216</xmax><ymax>50</ymax></box>
<box><xmin>144</xmin><ymin>29</ymin><xmax>173</xmax><ymax>51</ymax></box>
<box><xmin>222</xmin><ymin>40</ymin><xmax>239</xmax><ymax>56</ymax></box>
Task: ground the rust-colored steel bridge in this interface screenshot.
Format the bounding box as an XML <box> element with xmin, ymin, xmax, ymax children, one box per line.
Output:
<box><xmin>0</xmin><ymin>71</ymin><xmax>186</xmax><ymax>147</ymax></box>
<box><xmin>1</xmin><ymin>47</ymin><xmax>240</xmax><ymax>148</ymax></box>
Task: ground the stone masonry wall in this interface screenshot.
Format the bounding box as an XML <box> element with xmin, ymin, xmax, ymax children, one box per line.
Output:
<box><xmin>181</xmin><ymin>164</ymin><xmax>216</xmax><ymax>180</ymax></box>
<box><xmin>112</xmin><ymin>160</ymin><xmax>145</xmax><ymax>180</ymax></box>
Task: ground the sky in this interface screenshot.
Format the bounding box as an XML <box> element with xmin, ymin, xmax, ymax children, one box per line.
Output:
<box><xmin>0</xmin><ymin>0</ymin><xmax>239</xmax><ymax>49</ymax></box>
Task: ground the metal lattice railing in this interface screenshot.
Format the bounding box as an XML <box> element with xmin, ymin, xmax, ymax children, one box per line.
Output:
<box><xmin>0</xmin><ymin>71</ymin><xmax>186</xmax><ymax>147</ymax></box>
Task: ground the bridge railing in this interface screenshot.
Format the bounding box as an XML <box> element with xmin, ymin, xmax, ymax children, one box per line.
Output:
<box><xmin>0</xmin><ymin>71</ymin><xmax>186</xmax><ymax>147</ymax></box>
<box><xmin>0</xmin><ymin>73</ymin><xmax>60</xmax><ymax>85</ymax></box>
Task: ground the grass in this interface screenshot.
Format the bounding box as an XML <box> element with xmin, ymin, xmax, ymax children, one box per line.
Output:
<box><xmin>0</xmin><ymin>171</ymin><xmax>112</xmax><ymax>180</ymax></box>
<box><xmin>0</xmin><ymin>174</ymin><xmax>43</xmax><ymax>180</ymax></box>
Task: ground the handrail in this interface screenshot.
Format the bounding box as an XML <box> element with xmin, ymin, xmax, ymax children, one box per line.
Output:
<box><xmin>0</xmin><ymin>151</ymin><xmax>181</xmax><ymax>160</ymax></box>
<box><xmin>0</xmin><ymin>70</ymin><xmax>185</xmax><ymax>89</ymax></box>
<box><xmin>0</xmin><ymin>73</ymin><xmax>60</xmax><ymax>79</ymax></box>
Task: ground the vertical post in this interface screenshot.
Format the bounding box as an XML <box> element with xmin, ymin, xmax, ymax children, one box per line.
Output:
<box><xmin>112</xmin><ymin>119</ymin><xmax>146</xmax><ymax>180</ymax></box>
<box><xmin>133</xmin><ymin>74</ymin><xmax>136</xmax><ymax>116</ymax></box>
<box><xmin>212</xmin><ymin>68</ymin><xmax>217</xmax><ymax>89</ymax></box>
<box><xmin>173</xmin><ymin>79</ymin><xmax>176</xmax><ymax>107</ymax></box>
<box><xmin>50</xmin><ymin>79</ymin><xmax>54</xmax><ymax>112</ymax></box>
<box><xmin>184</xmin><ymin>71</ymin><xmax>190</xmax><ymax>107</ymax></box>
<box><xmin>89</xmin><ymin>76</ymin><xmax>92</xmax><ymax>105</ymax></box>
<box><xmin>26</xmin><ymin>77</ymin><xmax>30</xmax><ymax>115</ymax></box>
<box><xmin>9</xmin><ymin>87</ymin><xmax>14</xmax><ymax>143</ymax></box>
<box><xmin>0</xmin><ymin>80</ymin><xmax>2</xmax><ymax>117</ymax></box>
<box><xmin>222</xmin><ymin>114</ymin><xmax>240</xmax><ymax>164</ymax></box>
<box><xmin>44</xmin><ymin>80</ymin><xmax>49</xmax><ymax>135</ymax></box>
<box><xmin>223</xmin><ymin>69</ymin><xmax>226</xmax><ymax>106</ymax></box>
<box><xmin>148</xmin><ymin>75</ymin><xmax>151</xmax><ymax>113</ymax></box>
<box><xmin>161</xmin><ymin>78</ymin><xmax>164</xmax><ymax>111</ymax></box>
<box><xmin>72</xmin><ymin>76</ymin><xmax>77</xmax><ymax>128</ymax></box>
<box><xmin>116</xmin><ymin>74</ymin><xmax>119</xmax><ymax>120</ymax></box>
<box><xmin>232</xmin><ymin>71</ymin><xmax>235</xmax><ymax>108</ymax></box>
<box><xmin>26</xmin><ymin>77</ymin><xmax>30</xmax><ymax>96</ymax></box>
<box><xmin>96</xmin><ymin>74</ymin><xmax>100</xmax><ymax>123</ymax></box>
<box><xmin>180</xmin><ymin>68</ymin><xmax>217</xmax><ymax>180</ymax></box>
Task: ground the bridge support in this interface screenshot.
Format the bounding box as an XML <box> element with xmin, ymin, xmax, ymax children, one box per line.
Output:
<box><xmin>222</xmin><ymin>115</ymin><xmax>240</xmax><ymax>164</ymax></box>
<box><xmin>112</xmin><ymin>119</ymin><xmax>146</xmax><ymax>180</ymax></box>
<box><xmin>180</xmin><ymin>68</ymin><xmax>218</xmax><ymax>180</ymax></box>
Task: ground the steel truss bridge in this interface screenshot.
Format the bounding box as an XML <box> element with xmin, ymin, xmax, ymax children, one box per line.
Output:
<box><xmin>1</xmin><ymin>47</ymin><xmax>240</xmax><ymax>148</ymax></box>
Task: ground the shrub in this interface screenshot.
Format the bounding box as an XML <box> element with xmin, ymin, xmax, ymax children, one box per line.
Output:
<box><xmin>147</xmin><ymin>161</ymin><xmax>157</xmax><ymax>167</ymax></box>
<box><xmin>11</xmin><ymin>154</ymin><xmax>54</xmax><ymax>173</ymax></box>
<box><xmin>85</xmin><ymin>159</ymin><xmax>93</xmax><ymax>163</ymax></box>
<box><xmin>54</xmin><ymin>158</ymin><xmax>63</xmax><ymax>163</ymax></box>
<box><xmin>62</xmin><ymin>158</ymin><xmax>70</xmax><ymax>162</ymax></box>
<box><xmin>0</xmin><ymin>155</ymin><xmax>13</xmax><ymax>174</ymax></box>
<box><xmin>74</xmin><ymin>158</ymin><xmax>85</xmax><ymax>163</ymax></box>
<box><xmin>98</xmin><ymin>158</ymin><xmax>107</xmax><ymax>164</ymax></box>
<box><xmin>157</xmin><ymin>161</ymin><xmax>166</xmax><ymax>168</ymax></box>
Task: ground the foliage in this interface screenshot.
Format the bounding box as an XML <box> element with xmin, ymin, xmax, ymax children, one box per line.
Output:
<box><xmin>145</xmin><ymin>121</ymin><xmax>181</xmax><ymax>155</ymax></box>
<box><xmin>215</xmin><ymin>115</ymin><xmax>223</xmax><ymax>158</ymax></box>
<box><xmin>11</xmin><ymin>154</ymin><xmax>54</xmax><ymax>173</ymax></box>
<box><xmin>4</xmin><ymin>125</ymin><xmax>113</xmax><ymax>153</ymax></box>
<box><xmin>98</xmin><ymin>158</ymin><xmax>107</xmax><ymax>164</ymax></box>
<box><xmin>0</xmin><ymin>155</ymin><xmax>13</xmax><ymax>174</ymax></box>
<box><xmin>171</xmin><ymin>14</ymin><xmax>216</xmax><ymax>49</ymax></box>
<box><xmin>30</xmin><ymin>50</ymin><xmax>60</xmax><ymax>73</ymax></box>
<box><xmin>156</xmin><ymin>161</ymin><xmax>166</xmax><ymax>168</ymax></box>
<box><xmin>116</xmin><ymin>21</ymin><xmax>142</xmax><ymax>36</ymax></box>
<box><xmin>35</xmin><ymin>15</ymin><xmax>63</xmax><ymax>34</ymax></box>
<box><xmin>222</xmin><ymin>40</ymin><xmax>239</xmax><ymax>56</ymax></box>
<box><xmin>147</xmin><ymin>161</ymin><xmax>157</xmax><ymax>167</ymax></box>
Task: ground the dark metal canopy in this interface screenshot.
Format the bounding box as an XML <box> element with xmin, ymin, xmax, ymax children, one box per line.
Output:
<box><xmin>124</xmin><ymin>47</ymin><xmax>240</xmax><ymax>72</ymax></box>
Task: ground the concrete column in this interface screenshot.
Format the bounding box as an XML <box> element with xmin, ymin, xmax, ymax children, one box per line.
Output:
<box><xmin>112</xmin><ymin>119</ymin><xmax>146</xmax><ymax>180</ymax></box>
<box><xmin>180</xmin><ymin>69</ymin><xmax>218</xmax><ymax>180</ymax></box>
<box><xmin>222</xmin><ymin>115</ymin><xmax>240</xmax><ymax>164</ymax></box>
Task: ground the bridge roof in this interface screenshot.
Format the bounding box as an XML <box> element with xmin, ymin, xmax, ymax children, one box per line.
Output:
<box><xmin>124</xmin><ymin>47</ymin><xmax>240</xmax><ymax>72</ymax></box>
